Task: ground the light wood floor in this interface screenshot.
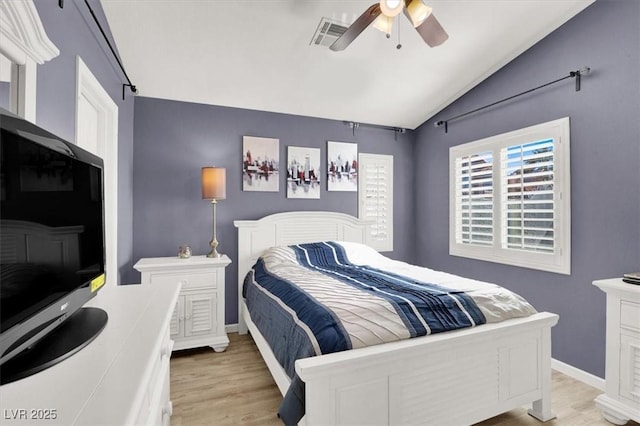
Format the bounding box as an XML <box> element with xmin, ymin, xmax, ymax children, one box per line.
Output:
<box><xmin>171</xmin><ymin>333</ymin><xmax>638</xmax><ymax>426</ymax></box>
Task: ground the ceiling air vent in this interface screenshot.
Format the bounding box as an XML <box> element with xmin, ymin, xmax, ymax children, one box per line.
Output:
<box><xmin>310</xmin><ymin>17</ymin><xmax>347</xmax><ymax>48</ymax></box>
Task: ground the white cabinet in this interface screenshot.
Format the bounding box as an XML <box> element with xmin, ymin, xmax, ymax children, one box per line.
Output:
<box><xmin>134</xmin><ymin>255</ymin><xmax>231</xmax><ymax>352</ymax></box>
<box><xmin>593</xmin><ymin>278</ymin><xmax>640</xmax><ymax>425</ymax></box>
<box><xmin>0</xmin><ymin>283</ymin><xmax>180</xmax><ymax>426</ymax></box>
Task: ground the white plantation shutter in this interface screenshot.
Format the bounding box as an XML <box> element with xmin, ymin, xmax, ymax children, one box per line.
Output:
<box><xmin>454</xmin><ymin>151</ymin><xmax>493</xmax><ymax>246</ymax></box>
<box><xmin>450</xmin><ymin>117</ymin><xmax>571</xmax><ymax>275</ymax></box>
<box><xmin>501</xmin><ymin>139</ymin><xmax>555</xmax><ymax>253</ymax></box>
<box><xmin>358</xmin><ymin>153</ymin><xmax>393</xmax><ymax>252</ymax></box>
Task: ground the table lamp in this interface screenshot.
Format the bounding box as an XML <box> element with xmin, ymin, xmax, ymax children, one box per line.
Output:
<box><xmin>201</xmin><ymin>167</ymin><xmax>226</xmax><ymax>258</ymax></box>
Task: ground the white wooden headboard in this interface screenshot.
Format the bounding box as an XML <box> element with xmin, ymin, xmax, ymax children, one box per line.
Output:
<box><xmin>233</xmin><ymin>211</ymin><xmax>372</xmax><ymax>332</ymax></box>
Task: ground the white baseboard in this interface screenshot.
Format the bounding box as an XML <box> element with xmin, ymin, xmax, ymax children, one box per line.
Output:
<box><xmin>552</xmin><ymin>358</ymin><xmax>605</xmax><ymax>391</ymax></box>
<box><xmin>226</xmin><ymin>323</ymin><xmax>239</xmax><ymax>334</ymax></box>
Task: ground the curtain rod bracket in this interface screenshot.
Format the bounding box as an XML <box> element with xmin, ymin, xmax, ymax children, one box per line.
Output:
<box><xmin>434</xmin><ymin>120</ymin><xmax>448</xmax><ymax>133</ymax></box>
<box><xmin>122</xmin><ymin>84</ymin><xmax>138</xmax><ymax>100</ymax></box>
<box><xmin>571</xmin><ymin>66</ymin><xmax>591</xmax><ymax>91</ymax></box>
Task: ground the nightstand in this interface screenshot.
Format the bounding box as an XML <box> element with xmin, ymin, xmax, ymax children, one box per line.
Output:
<box><xmin>593</xmin><ymin>278</ymin><xmax>640</xmax><ymax>425</ymax></box>
<box><xmin>134</xmin><ymin>255</ymin><xmax>232</xmax><ymax>352</ymax></box>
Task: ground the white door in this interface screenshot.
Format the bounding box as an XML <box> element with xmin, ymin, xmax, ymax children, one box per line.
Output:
<box><xmin>75</xmin><ymin>56</ymin><xmax>119</xmax><ymax>285</ymax></box>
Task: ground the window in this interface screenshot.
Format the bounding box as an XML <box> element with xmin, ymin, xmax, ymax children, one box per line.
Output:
<box><xmin>449</xmin><ymin>117</ymin><xmax>571</xmax><ymax>274</ymax></box>
<box><xmin>359</xmin><ymin>153</ymin><xmax>393</xmax><ymax>252</ymax></box>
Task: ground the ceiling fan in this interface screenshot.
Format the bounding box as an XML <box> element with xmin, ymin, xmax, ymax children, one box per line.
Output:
<box><xmin>330</xmin><ymin>0</ymin><xmax>448</xmax><ymax>51</ymax></box>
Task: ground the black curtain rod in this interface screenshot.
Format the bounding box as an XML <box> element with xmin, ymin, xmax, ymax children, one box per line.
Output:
<box><xmin>344</xmin><ymin>121</ymin><xmax>406</xmax><ymax>139</ymax></box>
<box><xmin>61</xmin><ymin>0</ymin><xmax>138</xmax><ymax>100</ymax></box>
<box><xmin>434</xmin><ymin>66</ymin><xmax>591</xmax><ymax>133</ymax></box>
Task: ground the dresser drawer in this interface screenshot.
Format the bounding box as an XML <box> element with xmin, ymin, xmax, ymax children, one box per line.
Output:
<box><xmin>132</xmin><ymin>330</ymin><xmax>173</xmax><ymax>425</ymax></box>
<box><xmin>148</xmin><ymin>334</ymin><xmax>173</xmax><ymax>402</ymax></box>
<box><xmin>621</xmin><ymin>301</ymin><xmax>640</xmax><ymax>332</ymax></box>
<box><xmin>152</xmin><ymin>272</ymin><xmax>217</xmax><ymax>290</ymax></box>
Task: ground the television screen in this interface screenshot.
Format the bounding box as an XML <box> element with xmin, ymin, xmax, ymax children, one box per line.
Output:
<box><xmin>0</xmin><ymin>111</ymin><xmax>107</xmax><ymax>384</ymax></box>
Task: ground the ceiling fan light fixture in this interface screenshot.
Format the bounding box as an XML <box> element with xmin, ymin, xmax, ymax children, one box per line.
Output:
<box><xmin>330</xmin><ymin>0</ymin><xmax>447</xmax><ymax>51</ymax></box>
<box><xmin>379</xmin><ymin>0</ymin><xmax>404</xmax><ymax>17</ymax></box>
<box><xmin>406</xmin><ymin>1</ymin><xmax>433</xmax><ymax>27</ymax></box>
<box><xmin>373</xmin><ymin>14</ymin><xmax>393</xmax><ymax>35</ymax></box>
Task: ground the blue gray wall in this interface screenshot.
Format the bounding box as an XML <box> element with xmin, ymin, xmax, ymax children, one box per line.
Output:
<box><xmin>414</xmin><ymin>0</ymin><xmax>640</xmax><ymax>377</ymax></box>
<box><xmin>29</xmin><ymin>0</ymin><xmax>640</xmax><ymax>380</ymax></box>
<box><xmin>132</xmin><ymin>98</ymin><xmax>416</xmax><ymax>323</ymax></box>
<box><xmin>34</xmin><ymin>0</ymin><xmax>135</xmax><ymax>285</ymax></box>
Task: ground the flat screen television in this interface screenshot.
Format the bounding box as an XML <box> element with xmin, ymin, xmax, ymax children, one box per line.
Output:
<box><xmin>0</xmin><ymin>110</ymin><xmax>108</xmax><ymax>385</ymax></box>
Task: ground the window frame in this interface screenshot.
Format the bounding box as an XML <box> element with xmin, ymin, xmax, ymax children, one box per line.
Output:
<box><xmin>449</xmin><ymin>117</ymin><xmax>571</xmax><ymax>275</ymax></box>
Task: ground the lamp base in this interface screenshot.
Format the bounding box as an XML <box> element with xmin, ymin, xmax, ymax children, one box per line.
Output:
<box><xmin>207</xmin><ymin>198</ymin><xmax>221</xmax><ymax>258</ymax></box>
<box><xmin>206</xmin><ymin>250</ymin><xmax>222</xmax><ymax>258</ymax></box>
<box><xmin>207</xmin><ymin>239</ymin><xmax>221</xmax><ymax>258</ymax></box>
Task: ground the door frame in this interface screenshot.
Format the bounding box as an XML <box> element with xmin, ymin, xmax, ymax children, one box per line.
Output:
<box><xmin>75</xmin><ymin>56</ymin><xmax>119</xmax><ymax>285</ymax></box>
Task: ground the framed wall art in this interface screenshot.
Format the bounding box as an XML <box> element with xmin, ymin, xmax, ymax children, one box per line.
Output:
<box><xmin>327</xmin><ymin>141</ymin><xmax>357</xmax><ymax>192</ymax></box>
<box><xmin>286</xmin><ymin>146</ymin><xmax>320</xmax><ymax>199</ymax></box>
<box><xmin>242</xmin><ymin>136</ymin><xmax>279</xmax><ymax>192</ymax></box>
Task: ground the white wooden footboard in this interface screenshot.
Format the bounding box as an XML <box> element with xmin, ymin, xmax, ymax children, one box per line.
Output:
<box><xmin>235</xmin><ymin>212</ymin><xmax>559</xmax><ymax>425</ymax></box>
<box><xmin>243</xmin><ymin>298</ymin><xmax>557</xmax><ymax>425</ymax></box>
<box><xmin>297</xmin><ymin>312</ymin><xmax>558</xmax><ymax>426</ymax></box>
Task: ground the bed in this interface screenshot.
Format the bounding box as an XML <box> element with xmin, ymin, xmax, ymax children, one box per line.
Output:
<box><xmin>234</xmin><ymin>211</ymin><xmax>559</xmax><ymax>426</ymax></box>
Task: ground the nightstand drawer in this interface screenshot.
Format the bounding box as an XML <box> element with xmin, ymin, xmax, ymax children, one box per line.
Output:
<box><xmin>152</xmin><ymin>272</ymin><xmax>217</xmax><ymax>290</ymax></box>
<box><xmin>621</xmin><ymin>301</ymin><xmax>640</xmax><ymax>332</ymax></box>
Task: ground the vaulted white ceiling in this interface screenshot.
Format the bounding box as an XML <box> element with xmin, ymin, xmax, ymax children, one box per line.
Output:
<box><xmin>101</xmin><ymin>0</ymin><xmax>594</xmax><ymax>130</ymax></box>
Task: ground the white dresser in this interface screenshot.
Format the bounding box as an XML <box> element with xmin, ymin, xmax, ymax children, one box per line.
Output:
<box><xmin>593</xmin><ymin>278</ymin><xmax>640</xmax><ymax>425</ymax></box>
<box><xmin>0</xmin><ymin>283</ymin><xmax>180</xmax><ymax>426</ymax></box>
<box><xmin>134</xmin><ymin>255</ymin><xmax>231</xmax><ymax>352</ymax></box>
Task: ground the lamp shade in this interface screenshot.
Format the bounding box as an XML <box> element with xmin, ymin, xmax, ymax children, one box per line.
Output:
<box><xmin>202</xmin><ymin>167</ymin><xmax>226</xmax><ymax>200</ymax></box>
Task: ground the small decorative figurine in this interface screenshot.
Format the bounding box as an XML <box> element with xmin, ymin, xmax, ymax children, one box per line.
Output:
<box><xmin>178</xmin><ymin>245</ymin><xmax>192</xmax><ymax>259</ymax></box>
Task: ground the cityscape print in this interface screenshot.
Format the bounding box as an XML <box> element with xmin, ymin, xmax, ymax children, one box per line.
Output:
<box><xmin>327</xmin><ymin>141</ymin><xmax>357</xmax><ymax>192</ymax></box>
<box><xmin>242</xmin><ymin>136</ymin><xmax>279</xmax><ymax>192</ymax></box>
<box><xmin>287</xmin><ymin>146</ymin><xmax>320</xmax><ymax>199</ymax></box>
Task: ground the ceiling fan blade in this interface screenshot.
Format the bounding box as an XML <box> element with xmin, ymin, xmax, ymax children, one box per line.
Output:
<box><xmin>330</xmin><ymin>3</ymin><xmax>382</xmax><ymax>52</ymax></box>
<box><xmin>415</xmin><ymin>13</ymin><xmax>448</xmax><ymax>47</ymax></box>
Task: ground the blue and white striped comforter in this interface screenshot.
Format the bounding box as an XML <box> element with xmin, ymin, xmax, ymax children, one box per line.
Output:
<box><xmin>243</xmin><ymin>241</ymin><xmax>536</xmax><ymax>424</ymax></box>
